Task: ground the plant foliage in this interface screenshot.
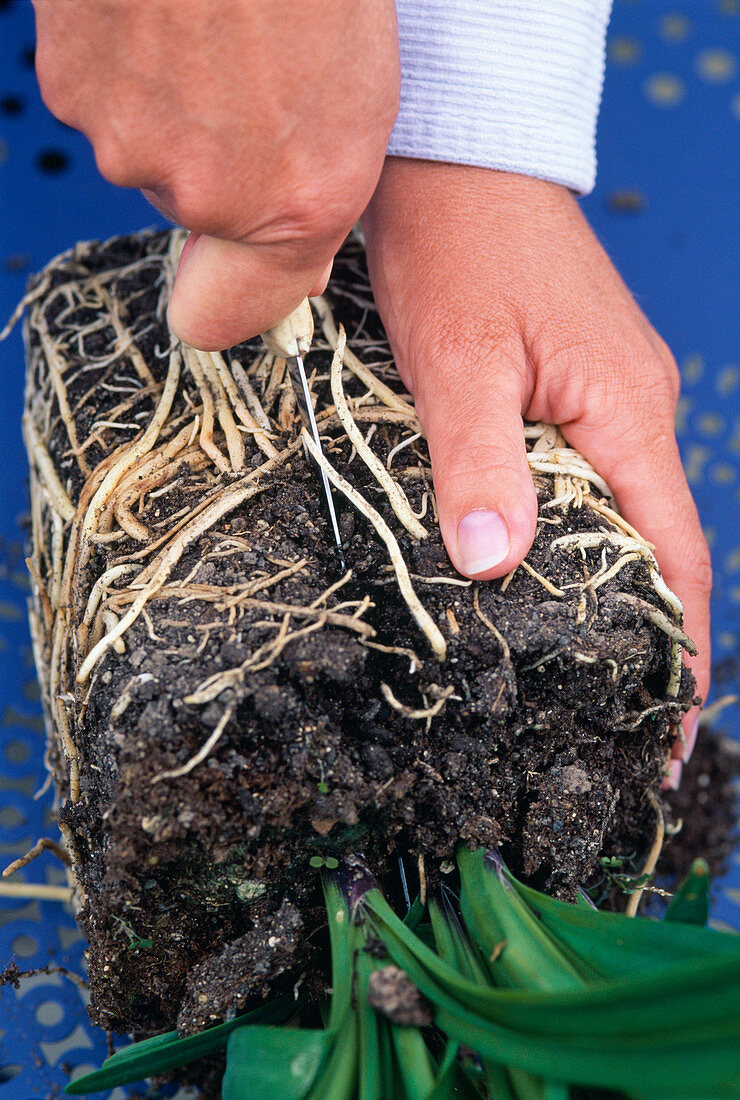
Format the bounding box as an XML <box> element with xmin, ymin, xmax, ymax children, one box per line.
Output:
<box><xmin>67</xmin><ymin>853</ymin><xmax>740</xmax><ymax>1098</ymax></box>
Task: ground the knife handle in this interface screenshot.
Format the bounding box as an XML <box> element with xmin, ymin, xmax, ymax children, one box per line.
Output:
<box><xmin>260</xmin><ymin>298</ymin><xmax>314</xmax><ymax>359</ymax></box>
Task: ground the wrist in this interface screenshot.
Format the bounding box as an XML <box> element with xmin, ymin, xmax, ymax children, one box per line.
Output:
<box><xmin>368</xmin><ymin>157</ymin><xmax>576</xmax><ymax>239</ymax></box>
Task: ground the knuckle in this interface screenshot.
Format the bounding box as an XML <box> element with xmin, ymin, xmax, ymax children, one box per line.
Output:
<box><xmin>414</xmin><ymin>305</ymin><xmax>524</xmax><ymax>386</ymax></box>
<box><xmin>165</xmin><ymin>183</ymin><xmax>212</xmax><ymax>234</ymax></box>
<box><xmin>34</xmin><ymin>57</ymin><xmax>77</xmax><ymax>126</ymax></box>
<box><xmin>579</xmin><ymin>347</ymin><xmax>679</xmax><ymax>433</ymax></box>
<box><xmin>92</xmin><ymin>133</ymin><xmax>143</xmax><ymax>189</ymax></box>
<box><xmin>536</xmin><ymin>329</ymin><xmax>681</xmax><ymax>428</ymax></box>
<box><xmin>270</xmin><ymin>188</ymin><xmax>358</xmax><ymax>250</ymax></box>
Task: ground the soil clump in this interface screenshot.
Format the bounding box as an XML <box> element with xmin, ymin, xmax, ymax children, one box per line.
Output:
<box><xmin>21</xmin><ymin>229</ymin><xmax>694</xmax><ymax>1039</ymax></box>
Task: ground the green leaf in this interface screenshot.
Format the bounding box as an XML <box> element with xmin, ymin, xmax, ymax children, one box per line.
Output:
<box><xmin>321</xmin><ymin>874</ymin><xmax>355</xmax><ymax>1032</ymax></box>
<box><xmin>665</xmin><ymin>859</ymin><xmax>711</xmax><ymax>926</ymax></box>
<box><xmin>223</xmin><ymin>1026</ymin><xmax>331</xmax><ymax>1100</ymax></box>
<box><xmin>64</xmin><ymin>997</ymin><xmax>293</xmax><ymax>1094</ymax></box>
<box><xmin>305</xmin><ymin>1013</ymin><xmax>359</xmax><ymax>1100</ymax></box>
<box><xmin>356</xmin><ymin>949</ymin><xmax>384</xmax><ymax>1100</ymax></box>
<box><xmin>378</xmin><ymin>1012</ymin><xmax>398</xmax><ymax>1100</ymax></box>
<box><xmin>427</xmin><ymin>1040</ymin><xmax>460</xmax><ymax>1100</ymax></box>
<box><xmin>458</xmin><ymin>850</ymin><xmax>588</xmax><ymax>991</ymax></box>
<box><xmin>478</xmin><ymin>850</ymin><xmax>740</xmax><ymax>982</ymax></box>
<box><xmin>428</xmin><ymin>901</ymin><xmax>532</xmax><ymax>1099</ymax></box>
<box><xmin>504</xmin><ymin>1067</ymin><xmax>564</xmax><ymax>1100</ymax></box>
<box><xmin>363</xmin><ymin>887</ymin><xmax>740</xmax><ymax>1095</ymax></box>
<box><xmin>403</xmin><ymin>896</ymin><xmax>426</xmax><ymax>931</ymax></box>
<box><xmin>435</xmin><ymin>1002</ymin><xmax>740</xmax><ymax>1096</ymax></box>
<box><xmin>429</xmin><ymin>898</ymin><xmax>489</xmax><ymax>985</ymax></box>
<box><xmin>390</xmin><ymin>1025</ymin><xmax>436</xmax><ymax>1100</ymax></box>
<box><xmin>542</xmin><ymin>1084</ymin><xmax>570</xmax><ymax>1100</ymax></box>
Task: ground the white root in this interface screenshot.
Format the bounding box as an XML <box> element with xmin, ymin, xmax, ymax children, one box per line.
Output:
<box><xmin>312</xmin><ymin>294</ymin><xmax>418</xmax><ymax>418</ymax></box>
<box><xmin>75</xmin><ymin>345</ymin><xmax>182</xmax><ymax>565</ymax></box>
<box><xmin>303</xmin><ymin>432</ymin><xmax>447</xmax><ymax>661</ymax></box>
<box><xmin>589</xmin><ymin>552</ymin><xmax>642</xmax><ymax>591</ymax></box>
<box><xmin>55</xmin><ymin>695</ymin><xmax>80</xmax><ymax>803</ymax></box>
<box><xmin>195</xmin><ymin>349</ymin><xmax>246</xmax><ymax>472</ymax></box>
<box><xmin>625</xmin><ymin>791</ymin><xmax>665</xmax><ymax>918</ymax></box>
<box><xmin>79</xmin><ymin>566</ymin><xmax>141</xmax><ymax>626</ymax></box>
<box><xmin>21</xmin><ymin>235</ymin><xmax>694</xmax><ymax>845</ymax></box>
<box><xmin>0</xmin><ymin>882</ymin><xmax>73</xmax><ymax>902</ymax></box>
<box><xmin>230</xmin><ymin>358</ymin><xmax>273</xmax><ymax>430</ymax></box>
<box><xmin>583</xmin><ymin>494</ymin><xmax>656</xmax><ymax>551</ymax></box>
<box><xmin>519</xmin><ymin>560</ymin><xmax>566</xmax><ymax>598</ymax></box>
<box><xmin>380</xmin><ymin>682</ymin><xmax>454</xmax><ymax>720</ymax></box>
<box><xmin>3</xmin><ymin>837</ymin><xmax>71</xmax><ymax>878</ymax></box>
<box><xmin>183</xmin><ymin>345</ymin><xmax>231</xmax><ymax>473</ymax></box>
<box><xmin>386</xmin><ymin>432</ymin><xmax>422</xmax><ymax>470</ymax></box>
<box><xmin>57</xmin><ymin>819</ymin><xmax>87</xmax><ymax>907</ymax></box>
<box><xmin>410</xmin><ymin>574</ymin><xmax>471</xmax><ymax>587</ymax></box>
<box><xmin>22</xmin><ymin>414</ymin><xmax>76</xmax><ymax>522</ymax></box>
<box><xmin>72</xmin><ymin>419</ymin><xmax>300</xmax><ymax>678</ymax></box>
<box><xmin>151</xmin><ymin>707</ymin><xmax>234</xmax><ymax>784</ymax></box>
<box><xmin>185</xmin><ymin>617</ymin><xmax>332</xmax><ymax>704</ymax></box>
<box><xmin>329</xmin><ymin>327</ymin><xmax>427</xmax><ymax>541</ymax></box>
<box><xmin>214</xmin><ymin>353</ymin><xmax>278</xmax><ymax>457</ymax></box>
<box><xmin>472</xmin><ymin>586</ymin><xmax>514</xmax><ymax>675</ymax></box>
<box><xmin>551</xmin><ymin>530</ymin><xmax>684</xmax><ymax>621</ymax></box>
<box><xmin>526</xmin><ymin>451</ymin><xmax>613</xmax><ymax>500</ymax></box>
<box><xmin>76</xmin><ymin>478</ymin><xmax>269</xmax><ymax>683</ymax></box>
<box><xmin>363</xmin><ymin>640</ymin><xmax>421</xmax><ymax>675</ymax></box>
<box><xmin>184</xmin><ymin>605</ymin><xmax>375</xmax><ymax>706</ymax></box>
<box><xmin>612</xmin><ymin>592</ymin><xmax>696</xmax><ymax>698</ymax></box>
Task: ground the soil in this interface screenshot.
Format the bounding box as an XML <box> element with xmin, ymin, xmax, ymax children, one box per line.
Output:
<box><xmin>661</xmin><ymin>723</ymin><xmax>740</xmax><ymax>889</ymax></box>
<box><xmin>23</xmin><ymin>230</ymin><xmax>695</xmax><ymax>1062</ymax></box>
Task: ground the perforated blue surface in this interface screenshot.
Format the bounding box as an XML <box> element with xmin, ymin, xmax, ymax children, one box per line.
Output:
<box><xmin>0</xmin><ymin>1</ymin><xmax>738</xmax><ymax>1097</ymax></box>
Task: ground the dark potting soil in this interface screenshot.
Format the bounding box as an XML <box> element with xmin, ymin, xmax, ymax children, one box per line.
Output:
<box><xmin>24</xmin><ymin>230</ymin><xmax>695</xmax><ymax>1049</ymax></box>
<box><xmin>661</xmin><ymin>724</ymin><xmax>740</xmax><ymax>888</ymax></box>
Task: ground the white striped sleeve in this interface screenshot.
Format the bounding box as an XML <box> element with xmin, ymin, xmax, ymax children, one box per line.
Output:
<box><xmin>387</xmin><ymin>0</ymin><xmax>613</xmax><ymax>194</ymax></box>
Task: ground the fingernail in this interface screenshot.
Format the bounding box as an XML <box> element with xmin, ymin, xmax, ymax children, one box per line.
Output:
<box><xmin>457</xmin><ymin>510</ymin><xmax>510</xmax><ymax>576</ymax></box>
<box><xmin>682</xmin><ymin>715</ymin><xmax>699</xmax><ymax>763</ymax></box>
<box><xmin>663</xmin><ymin>758</ymin><xmax>683</xmax><ymax>792</ymax></box>
<box><xmin>176</xmin><ymin>231</ymin><xmax>200</xmax><ymax>276</ymax></box>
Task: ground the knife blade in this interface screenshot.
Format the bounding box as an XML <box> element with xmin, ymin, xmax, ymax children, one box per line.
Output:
<box><xmin>261</xmin><ymin>299</ymin><xmax>345</xmax><ymax>566</ymax></box>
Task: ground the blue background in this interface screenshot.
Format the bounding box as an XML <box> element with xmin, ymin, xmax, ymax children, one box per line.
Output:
<box><xmin>1</xmin><ymin>1</ymin><xmax>738</xmax><ymax>1095</ymax></box>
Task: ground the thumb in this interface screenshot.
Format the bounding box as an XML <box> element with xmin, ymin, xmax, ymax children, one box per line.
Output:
<box><xmin>411</xmin><ymin>340</ymin><xmax>538</xmax><ymax>579</ymax></box>
<box><xmin>167</xmin><ymin>232</ymin><xmax>334</xmax><ymax>351</ymax></box>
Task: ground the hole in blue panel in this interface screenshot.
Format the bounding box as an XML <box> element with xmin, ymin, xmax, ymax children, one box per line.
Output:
<box><xmin>37</xmin><ymin>149</ymin><xmax>71</xmax><ymax>175</ymax></box>
<box><xmin>3</xmin><ymin>738</ymin><xmax>30</xmax><ymax>764</ymax></box>
<box><xmin>22</xmin><ymin>679</ymin><xmax>41</xmax><ymax>702</ymax></box>
<box><xmin>11</xmin><ymin>933</ymin><xmax>39</xmax><ymax>958</ymax></box>
<box><xmin>2</xmin><ymin>255</ymin><xmax>31</xmax><ymax>277</ymax></box>
<box><xmin>0</xmin><ymin>1066</ymin><xmax>22</xmax><ymax>1086</ymax></box>
<box><xmin>0</xmin><ymin>95</ymin><xmax>24</xmax><ymax>116</ymax></box>
<box><xmin>34</xmin><ymin>999</ymin><xmax>65</xmax><ymax>1028</ymax></box>
<box><xmin>0</xmin><ymin>805</ymin><xmax>25</xmax><ymax>828</ymax></box>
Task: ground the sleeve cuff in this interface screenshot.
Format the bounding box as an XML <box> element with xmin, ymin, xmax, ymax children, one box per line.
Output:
<box><xmin>387</xmin><ymin>0</ymin><xmax>612</xmax><ymax>195</ymax></box>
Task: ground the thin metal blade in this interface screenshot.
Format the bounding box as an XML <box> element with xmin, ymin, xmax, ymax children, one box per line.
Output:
<box><xmin>286</xmin><ymin>354</ymin><xmax>345</xmax><ymax>566</ymax></box>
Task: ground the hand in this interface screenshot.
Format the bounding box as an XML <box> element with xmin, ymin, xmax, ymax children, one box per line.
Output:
<box><xmin>32</xmin><ymin>0</ymin><xmax>399</xmax><ymax>349</ymax></box>
<box><xmin>363</xmin><ymin>159</ymin><xmax>710</xmax><ymax>778</ymax></box>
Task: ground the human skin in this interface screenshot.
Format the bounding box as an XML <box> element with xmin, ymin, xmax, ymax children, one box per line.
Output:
<box><xmin>363</xmin><ymin>159</ymin><xmax>710</xmax><ymax>780</ymax></box>
<box><xmin>31</xmin><ymin>3</ymin><xmax>707</xmax><ymax>780</ymax></box>
<box><xmin>31</xmin><ymin>0</ymin><xmax>400</xmax><ymax>345</ymax></box>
